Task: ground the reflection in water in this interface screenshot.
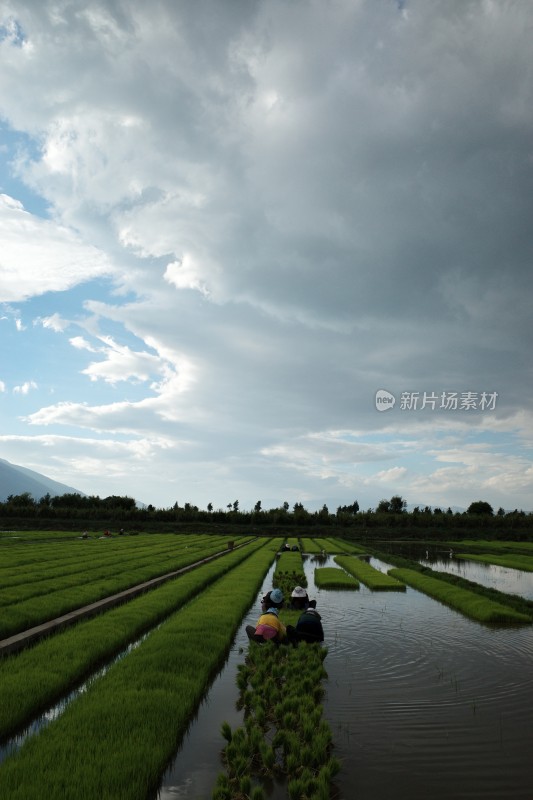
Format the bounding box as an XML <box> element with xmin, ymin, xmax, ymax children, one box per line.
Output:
<box><xmin>156</xmin><ymin>553</ymin><xmax>533</xmax><ymax>800</ymax></box>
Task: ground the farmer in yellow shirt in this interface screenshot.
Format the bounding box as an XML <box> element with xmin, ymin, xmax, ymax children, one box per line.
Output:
<box><xmin>246</xmin><ymin>588</ymin><xmax>287</xmax><ymax>643</ymax></box>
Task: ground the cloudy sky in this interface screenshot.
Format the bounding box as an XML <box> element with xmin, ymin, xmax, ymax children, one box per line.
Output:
<box><xmin>0</xmin><ymin>0</ymin><xmax>532</xmax><ymax>513</ymax></box>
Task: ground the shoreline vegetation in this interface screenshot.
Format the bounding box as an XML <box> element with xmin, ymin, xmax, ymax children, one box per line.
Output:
<box><xmin>1</xmin><ymin>492</ymin><xmax>533</xmax><ymax>540</ymax></box>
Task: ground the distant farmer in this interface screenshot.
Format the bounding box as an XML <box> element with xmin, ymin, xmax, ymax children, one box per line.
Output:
<box><xmin>246</xmin><ymin>588</ymin><xmax>287</xmax><ymax>644</ymax></box>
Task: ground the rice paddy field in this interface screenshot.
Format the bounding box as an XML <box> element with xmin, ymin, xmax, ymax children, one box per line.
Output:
<box><xmin>1</xmin><ymin>532</ymin><xmax>532</xmax><ymax>799</ymax></box>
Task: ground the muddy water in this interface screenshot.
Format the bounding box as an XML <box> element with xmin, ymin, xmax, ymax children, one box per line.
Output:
<box><xmin>156</xmin><ymin>554</ymin><xmax>533</xmax><ymax>800</ymax></box>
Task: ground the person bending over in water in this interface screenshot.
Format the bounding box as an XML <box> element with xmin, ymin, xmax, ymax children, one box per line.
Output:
<box><xmin>287</xmin><ymin>605</ymin><xmax>324</xmax><ymax>645</ymax></box>
<box><xmin>246</xmin><ymin>588</ymin><xmax>287</xmax><ymax>644</ymax></box>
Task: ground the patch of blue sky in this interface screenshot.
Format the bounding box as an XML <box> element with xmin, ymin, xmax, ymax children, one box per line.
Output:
<box><xmin>0</xmin><ymin>122</ymin><xmax>49</xmax><ymax>217</ymax></box>
<box><xmin>18</xmin><ymin>277</ymin><xmax>135</xmax><ymax>322</ymax></box>
<box><xmin>0</xmin><ymin>17</ymin><xmax>26</xmax><ymax>47</ymax></box>
<box><xmin>1</xmin><ymin>318</ymin><xmax>156</xmax><ymax>415</ymax></box>
<box><xmin>1</xmin><ymin>284</ymin><xmax>157</xmax><ymax>406</ymax></box>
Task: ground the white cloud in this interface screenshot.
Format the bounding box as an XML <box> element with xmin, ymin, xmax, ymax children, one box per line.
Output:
<box><xmin>0</xmin><ymin>194</ymin><xmax>115</xmax><ymax>302</ymax></box>
<box><xmin>39</xmin><ymin>314</ymin><xmax>69</xmax><ymax>333</ymax></box>
<box><xmin>69</xmin><ymin>336</ymin><xmax>96</xmax><ymax>352</ymax></box>
<box><xmin>13</xmin><ymin>380</ymin><xmax>37</xmax><ymax>394</ymax></box>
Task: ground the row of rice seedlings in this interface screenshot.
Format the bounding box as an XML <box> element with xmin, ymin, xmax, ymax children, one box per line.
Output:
<box><xmin>307</xmin><ymin>538</ymin><xmax>337</xmax><ymax>553</ymax></box>
<box><xmin>325</xmin><ymin>538</ymin><xmax>367</xmax><ymax>555</ymax></box>
<box><xmin>0</xmin><ymin>535</ymin><xmax>233</xmax><ymax>605</ymax></box>
<box><xmin>0</xmin><ymin>533</ymin><xmax>236</xmax><ymax>585</ymax></box>
<box><xmin>313</xmin><ymin>537</ymin><xmax>367</xmax><ymax>555</ymax></box>
<box><xmin>445</xmin><ymin>539</ymin><xmax>533</xmax><ymax>555</ymax></box>
<box><xmin>0</xmin><ymin>541</ymin><xmax>283</xmax><ymax>800</ymax></box>
<box><xmin>298</xmin><ymin>538</ymin><xmax>323</xmax><ymax>554</ymax></box>
<box><xmin>314</xmin><ymin>567</ymin><xmax>359</xmax><ymax>590</ymax></box>
<box><xmin>388</xmin><ymin>568</ymin><xmax>532</xmax><ymax>623</ymax></box>
<box><xmin>0</xmin><ymin>539</ymin><xmax>268</xmax><ymax>743</ymax></box>
<box><xmin>214</xmin><ymin>642</ymin><xmax>339</xmax><ymax>800</ymax></box>
<box><xmin>273</xmin><ymin>550</ymin><xmax>307</xmax><ymax>598</ymax></box>
<box><xmin>455</xmin><ymin>552</ymin><xmax>533</xmax><ymax>572</ymax></box>
<box><xmin>335</xmin><ymin>555</ymin><xmax>406</xmax><ymax>591</ymax></box>
<box><xmin>0</xmin><ymin>539</ymin><xmax>242</xmax><ymax>640</ymax></box>
<box><xmin>0</xmin><ymin>534</ymin><xmax>230</xmax><ymax>582</ymax></box>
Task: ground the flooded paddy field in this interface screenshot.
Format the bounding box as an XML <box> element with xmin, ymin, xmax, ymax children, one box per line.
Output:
<box><xmin>377</xmin><ymin>541</ymin><xmax>533</xmax><ymax>601</ymax></box>
<box><xmin>156</xmin><ymin>553</ymin><xmax>533</xmax><ymax>800</ymax></box>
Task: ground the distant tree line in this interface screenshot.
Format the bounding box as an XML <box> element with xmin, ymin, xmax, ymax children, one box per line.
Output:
<box><xmin>0</xmin><ymin>492</ymin><xmax>532</xmax><ymax>539</ymax></box>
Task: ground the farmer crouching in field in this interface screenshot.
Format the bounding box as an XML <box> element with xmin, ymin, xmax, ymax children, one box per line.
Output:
<box><xmin>289</xmin><ymin>586</ymin><xmax>310</xmax><ymax>611</ymax></box>
<box><xmin>246</xmin><ymin>588</ymin><xmax>287</xmax><ymax>644</ymax></box>
<box><xmin>287</xmin><ymin>604</ymin><xmax>324</xmax><ymax>645</ymax></box>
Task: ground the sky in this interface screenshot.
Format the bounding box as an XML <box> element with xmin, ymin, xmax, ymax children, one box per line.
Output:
<box><xmin>0</xmin><ymin>0</ymin><xmax>532</xmax><ymax>513</ymax></box>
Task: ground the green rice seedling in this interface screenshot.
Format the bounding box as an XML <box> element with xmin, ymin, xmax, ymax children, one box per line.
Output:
<box><xmin>388</xmin><ymin>568</ymin><xmax>532</xmax><ymax>623</ymax></box>
<box><xmin>221</xmin><ymin>721</ymin><xmax>233</xmax><ymax>742</ymax></box>
<box><xmin>335</xmin><ymin>555</ymin><xmax>406</xmax><ymax>591</ymax></box>
<box><xmin>314</xmin><ymin>566</ymin><xmax>359</xmax><ymax>589</ymax></box>
<box><xmin>288</xmin><ymin>777</ymin><xmax>305</xmax><ymax>800</ymax></box>
<box><xmin>259</xmin><ymin>742</ymin><xmax>275</xmax><ymax>771</ymax></box>
<box><xmin>212</xmin><ymin>776</ymin><xmax>231</xmax><ymax>800</ymax></box>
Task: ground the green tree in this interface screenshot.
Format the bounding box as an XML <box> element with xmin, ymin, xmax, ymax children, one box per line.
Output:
<box><xmin>467</xmin><ymin>500</ymin><xmax>494</xmax><ymax>515</ymax></box>
<box><xmin>389</xmin><ymin>495</ymin><xmax>406</xmax><ymax>513</ymax></box>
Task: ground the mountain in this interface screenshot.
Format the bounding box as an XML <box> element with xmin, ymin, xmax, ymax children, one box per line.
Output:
<box><xmin>0</xmin><ymin>458</ymin><xmax>86</xmax><ymax>502</ymax></box>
